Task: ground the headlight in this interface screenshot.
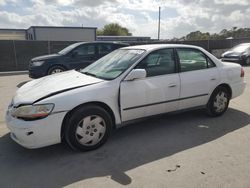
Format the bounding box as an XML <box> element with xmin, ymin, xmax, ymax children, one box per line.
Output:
<box><xmin>241</xmin><ymin>52</ymin><xmax>247</xmax><ymax>57</ymax></box>
<box><xmin>32</xmin><ymin>61</ymin><xmax>45</xmax><ymax>66</ymax></box>
<box><xmin>11</xmin><ymin>104</ymin><xmax>54</xmax><ymax>120</ymax></box>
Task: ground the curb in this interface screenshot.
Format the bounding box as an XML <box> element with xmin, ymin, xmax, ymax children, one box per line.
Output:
<box><xmin>0</xmin><ymin>71</ymin><xmax>28</xmax><ymax>76</ymax></box>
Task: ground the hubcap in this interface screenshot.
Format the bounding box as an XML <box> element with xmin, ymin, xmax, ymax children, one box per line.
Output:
<box><xmin>213</xmin><ymin>91</ymin><xmax>228</xmax><ymax>113</ymax></box>
<box><xmin>51</xmin><ymin>68</ymin><xmax>63</xmax><ymax>74</ymax></box>
<box><xmin>75</xmin><ymin>115</ymin><xmax>106</xmax><ymax>146</ymax></box>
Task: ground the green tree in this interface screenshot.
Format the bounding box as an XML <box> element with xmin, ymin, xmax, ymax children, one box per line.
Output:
<box><xmin>97</xmin><ymin>23</ymin><xmax>132</xmax><ymax>36</ymax></box>
<box><xmin>177</xmin><ymin>27</ymin><xmax>250</xmax><ymax>41</ymax></box>
<box><xmin>96</xmin><ymin>29</ymin><xmax>103</xmax><ymax>36</ymax></box>
<box><xmin>185</xmin><ymin>31</ymin><xmax>210</xmax><ymax>40</ymax></box>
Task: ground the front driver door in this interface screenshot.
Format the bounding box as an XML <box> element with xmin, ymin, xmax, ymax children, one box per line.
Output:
<box><xmin>120</xmin><ymin>48</ymin><xmax>181</xmax><ymax>122</ymax></box>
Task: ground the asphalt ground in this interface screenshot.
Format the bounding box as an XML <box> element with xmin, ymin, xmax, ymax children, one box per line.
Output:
<box><xmin>0</xmin><ymin>67</ymin><xmax>250</xmax><ymax>188</ymax></box>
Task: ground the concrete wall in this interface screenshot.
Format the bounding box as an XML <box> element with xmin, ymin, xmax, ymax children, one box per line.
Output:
<box><xmin>34</xmin><ymin>27</ymin><xmax>96</xmax><ymax>41</ymax></box>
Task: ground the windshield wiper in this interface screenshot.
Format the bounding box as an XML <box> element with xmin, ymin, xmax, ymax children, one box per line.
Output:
<box><xmin>82</xmin><ymin>71</ymin><xmax>110</xmax><ymax>80</ymax></box>
<box><xmin>82</xmin><ymin>72</ymin><xmax>98</xmax><ymax>78</ymax></box>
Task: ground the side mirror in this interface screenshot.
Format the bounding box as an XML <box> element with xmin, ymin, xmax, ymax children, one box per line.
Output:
<box><xmin>124</xmin><ymin>69</ymin><xmax>146</xmax><ymax>81</ymax></box>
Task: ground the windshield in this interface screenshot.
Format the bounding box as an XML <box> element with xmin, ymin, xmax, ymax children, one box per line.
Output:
<box><xmin>231</xmin><ymin>44</ymin><xmax>250</xmax><ymax>53</ymax></box>
<box><xmin>81</xmin><ymin>49</ymin><xmax>145</xmax><ymax>80</ymax></box>
<box><xmin>58</xmin><ymin>43</ymin><xmax>82</xmax><ymax>55</ymax></box>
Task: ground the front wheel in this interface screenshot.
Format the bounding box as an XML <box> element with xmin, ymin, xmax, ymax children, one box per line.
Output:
<box><xmin>65</xmin><ymin>105</ymin><xmax>113</xmax><ymax>151</ymax></box>
<box><xmin>47</xmin><ymin>66</ymin><xmax>65</xmax><ymax>75</ymax></box>
<box><xmin>206</xmin><ymin>86</ymin><xmax>230</xmax><ymax>117</ymax></box>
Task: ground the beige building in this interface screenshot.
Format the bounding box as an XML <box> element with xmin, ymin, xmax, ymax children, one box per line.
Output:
<box><xmin>0</xmin><ymin>29</ymin><xmax>26</xmax><ymax>40</ymax></box>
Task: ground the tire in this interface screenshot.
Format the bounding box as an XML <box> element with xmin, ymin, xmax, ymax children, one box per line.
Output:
<box><xmin>206</xmin><ymin>86</ymin><xmax>230</xmax><ymax>117</ymax></box>
<box><xmin>65</xmin><ymin>105</ymin><xmax>113</xmax><ymax>151</ymax></box>
<box><xmin>47</xmin><ymin>65</ymin><xmax>65</xmax><ymax>75</ymax></box>
<box><xmin>245</xmin><ymin>57</ymin><xmax>250</xmax><ymax>66</ymax></box>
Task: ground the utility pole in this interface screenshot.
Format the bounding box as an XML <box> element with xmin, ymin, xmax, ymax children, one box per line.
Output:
<box><xmin>158</xmin><ymin>6</ymin><xmax>161</xmax><ymax>40</ymax></box>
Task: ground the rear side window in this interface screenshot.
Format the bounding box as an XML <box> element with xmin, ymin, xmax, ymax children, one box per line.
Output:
<box><xmin>176</xmin><ymin>48</ymin><xmax>215</xmax><ymax>72</ymax></box>
<box><xmin>98</xmin><ymin>44</ymin><xmax>113</xmax><ymax>55</ymax></box>
<box><xmin>136</xmin><ymin>48</ymin><xmax>176</xmax><ymax>77</ymax></box>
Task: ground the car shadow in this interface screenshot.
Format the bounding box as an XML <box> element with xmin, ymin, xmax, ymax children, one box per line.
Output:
<box><xmin>0</xmin><ymin>108</ymin><xmax>249</xmax><ymax>187</ymax></box>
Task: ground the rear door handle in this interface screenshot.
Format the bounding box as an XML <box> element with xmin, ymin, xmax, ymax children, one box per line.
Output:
<box><xmin>210</xmin><ymin>78</ymin><xmax>217</xmax><ymax>81</ymax></box>
<box><xmin>168</xmin><ymin>83</ymin><xmax>177</xmax><ymax>88</ymax></box>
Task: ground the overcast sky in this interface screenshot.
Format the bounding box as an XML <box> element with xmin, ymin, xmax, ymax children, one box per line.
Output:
<box><xmin>0</xmin><ymin>0</ymin><xmax>249</xmax><ymax>39</ymax></box>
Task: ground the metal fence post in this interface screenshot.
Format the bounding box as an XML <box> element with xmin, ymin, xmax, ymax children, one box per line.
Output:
<box><xmin>207</xmin><ymin>39</ymin><xmax>210</xmax><ymax>52</ymax></box>
<box><xmin>12</xmin><ymin>40</ymin><xmax>18</xmax><ymax>70</ymax></box>
<box><xmin>48</xmin><ymin>41</ymin><xmax>51</xmax><ymax>54</ymax></box>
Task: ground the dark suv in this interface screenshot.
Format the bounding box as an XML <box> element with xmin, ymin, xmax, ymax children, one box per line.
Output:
<box><xmin>29</xmin><ymin>42</ymin><xmax>128</xmax><ymax>78</ymax></box>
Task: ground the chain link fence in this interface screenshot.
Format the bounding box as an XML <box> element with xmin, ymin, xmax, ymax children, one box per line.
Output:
<box><xmin>0</xmin><ymin>40</ymin><xmax>76</xmax><ymax>71</ymax></box>
<box><xmin>0</xmin><ymin>38</ymin><xmax>250</xmax><ymax>72</ymax></box>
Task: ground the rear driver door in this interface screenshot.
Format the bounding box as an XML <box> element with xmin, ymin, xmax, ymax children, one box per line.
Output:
<box><xmin>176</xmin><ymin>48</ymin><xmax>219</xmax><ymax>110</ymax></box>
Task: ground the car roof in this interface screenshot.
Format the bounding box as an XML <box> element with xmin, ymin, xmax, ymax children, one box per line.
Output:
<box><xmin>73</xmin><ymin>41</ymin><xmax>129</xmax><ymax>46</ymax></box>
<box><xmin>122</xmin><ymin>44</ymin><xmax>203</xmax><ymax>51</ymax></box>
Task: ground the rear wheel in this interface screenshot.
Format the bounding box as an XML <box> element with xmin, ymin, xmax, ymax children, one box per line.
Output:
<box><xmin>47</xmin><ymin>66</ymin><xmax>65</xmax><ymax>75</ymax></box>
<box><xmin>65</xmin><ymin>105</ymin><xmax>113</xmax><ymax>151</ymax></box>
<box><xmin>206</xmin><ymin>86</ymin><xmax>230</xmax><ymax>116</ymax></box>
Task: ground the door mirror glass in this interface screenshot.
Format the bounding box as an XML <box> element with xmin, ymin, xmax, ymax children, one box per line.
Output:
<box><xmin>125</xmin><ymin>69</ymin><xmax>146</xmax><ymax>81</ymax></box>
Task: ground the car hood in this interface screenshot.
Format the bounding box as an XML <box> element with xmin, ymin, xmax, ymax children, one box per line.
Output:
<box><xmin>31</xmin><ymin>53</ymin><xmax>61</xmax><ymax>61</ymax></box>
<box><xmin>13</xmin><ymin>70</ymin><xmax>104</xmax><ymax>105</ymax></box>
<box><xmin>221</xmin><ymin>51</ymin><xmax>241</xmax><ymax>57</ymax></box>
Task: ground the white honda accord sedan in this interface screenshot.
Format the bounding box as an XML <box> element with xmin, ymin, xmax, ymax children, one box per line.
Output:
<box><xmin>6</xmin><ymin>44</ymin><xmax>246</xmax><ymax>151</ymax></box>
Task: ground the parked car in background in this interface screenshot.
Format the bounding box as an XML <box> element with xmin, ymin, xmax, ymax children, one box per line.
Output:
<box><xmin>28</xmin><ymin>41</ymin><xmax>128</xmax><ymax>78</ymax></box>
<box><xmin>221</xmin><ymin>43</ymin><xmax>250</xmax><ymax>65</ymax></box>
<box><xmin>6</xmin><ymin>44</ymin><xmax>246</xmax><ymax>151</ymax></box>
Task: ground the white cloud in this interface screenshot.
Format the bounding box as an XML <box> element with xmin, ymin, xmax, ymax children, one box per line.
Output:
<box><xmin>0</xmin><ymin>0</ymin><xmax>5</xmax><ymax>6</ymax></box>
<box><xmin>214</xmin><ymin>0</ymin><xmax>250</xmax><ymax>5</ymax></box>
<box><xmin>56</xmin><ymin>0</ymin><xmax>74</xmax><ymax>6</ymax></box>
<box><xmin>0</xmin><ymin>0</ymin><xmax>249</xmax><ymax>38</ymax></box>
<box><xmin>0</xmin><ymin>0</ymin><xmax>17</xmax><ymax>6</ymax></box>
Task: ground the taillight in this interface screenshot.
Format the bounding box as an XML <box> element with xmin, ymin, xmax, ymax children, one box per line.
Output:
<box><xmin>240</xmin><ymin>67</ymin><xmax>245</xmax><ymax>77</ymax></box>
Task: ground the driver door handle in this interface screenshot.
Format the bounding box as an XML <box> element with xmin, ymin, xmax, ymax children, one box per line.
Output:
<box><xmin>168</xmin><ymin>83</ymin><xmax>177</xmax><ymax>88</ymax></box>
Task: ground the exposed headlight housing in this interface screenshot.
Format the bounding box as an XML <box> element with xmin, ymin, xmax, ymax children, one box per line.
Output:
<box><xmin>32</xmin><ymin>61</ymin><xmax>45</xmax><ymax>66</ymax></box>
<box><xmin>11</xmin><ymin>104</ymin><xmax>54</xmax><ymax>120</ymax></box>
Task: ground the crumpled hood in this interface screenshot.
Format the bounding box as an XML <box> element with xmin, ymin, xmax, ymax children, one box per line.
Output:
<box><xmin>13</xmin><ymin>70</ymin><xmax>104</xmax><ymax>105</ymax></box>
<box><xmin>31</xmin><ymin>53</ymin><xmax>60</xmax><ymax>61</ymax></box>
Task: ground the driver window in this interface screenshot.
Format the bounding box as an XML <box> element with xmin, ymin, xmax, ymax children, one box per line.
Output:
<box><xmin>73</xmin><ymin>45</ymin><xmax>95</xmax><ymax>56</ymax></box>
<box><xmin>136</xmin><ymin>48</ymin><xmax>176</xmax><ymax>77</ymax></box>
